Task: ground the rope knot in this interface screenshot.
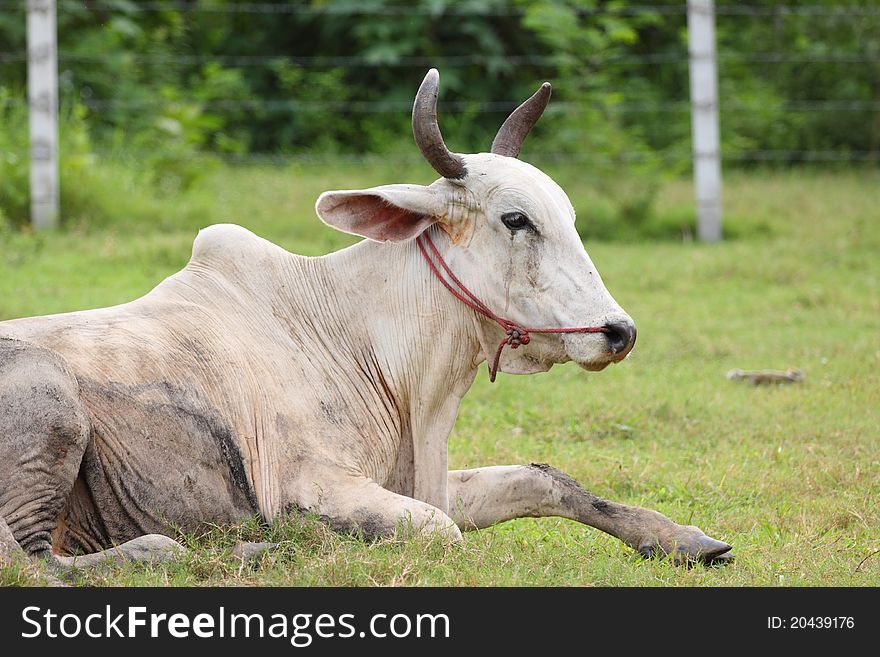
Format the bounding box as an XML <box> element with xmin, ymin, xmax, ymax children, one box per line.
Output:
<box><xmin>506</xmin><ymin>327</ymin><xmax>530</xmax><ymax>348</ymax></box>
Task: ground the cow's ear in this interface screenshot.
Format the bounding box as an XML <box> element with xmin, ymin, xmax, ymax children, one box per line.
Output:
<box><xmin>315</xmin><ymin>184</ymin><xmax>443</xmax><ymax>243</ymax></box>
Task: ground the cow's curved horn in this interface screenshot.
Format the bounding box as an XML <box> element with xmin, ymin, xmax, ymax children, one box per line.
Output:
<box><xmin>491</xmin><ymin>82</ymin><xmax>552</xmax><ymax>158</ymax></box>
<box><xmin>412</xmin><ymin>69</ymin><xmax>468</xmax><ymax>180</ymax></box>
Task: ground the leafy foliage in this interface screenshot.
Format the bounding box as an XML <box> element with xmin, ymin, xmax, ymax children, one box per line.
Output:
<box><xmin>0</xmin><ymin>0</ymin><xmax>874</xmax><ymax>155</ymax></box>
<box><xmin>0</xmin><ymin>0</ymin><xmax>877</xmax><ymax>230</ymax></box>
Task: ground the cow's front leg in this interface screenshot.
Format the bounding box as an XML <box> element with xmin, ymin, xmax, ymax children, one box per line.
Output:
<box><xmin>447</xmin><ymin>464</ymin><xmax>732</xmax><ymax>564</ymax></box>
<box><xmin>292</xmin><ymin>469</ymin><xmax>462</xmax><ymax>542</ymax></box>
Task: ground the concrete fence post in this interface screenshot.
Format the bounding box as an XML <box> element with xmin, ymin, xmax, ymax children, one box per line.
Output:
<box><xmin>27</xmin><ymin>0</ymin><xmax>60</xmax><ymax>230</ymax></box>
<box><xmin>688</xmin><ymin>0</ymin><xmax>722</xmax><ymax>242</ymax></box>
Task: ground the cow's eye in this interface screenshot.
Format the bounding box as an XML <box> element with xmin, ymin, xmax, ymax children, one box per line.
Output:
<box><xmin>501</xmin><ymin>211</ymin><xmax>533</xmax><ymax>232</ymax></box>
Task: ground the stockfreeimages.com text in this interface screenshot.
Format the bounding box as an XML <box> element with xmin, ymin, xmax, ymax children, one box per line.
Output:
<box><xmin>21</xmin><ymin>606</ymin><xmax>450</xmax><ymax>646</ymax></box>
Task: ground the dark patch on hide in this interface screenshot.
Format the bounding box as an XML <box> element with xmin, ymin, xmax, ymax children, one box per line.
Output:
<box><xmin>81</xmin><ymin>378</ymin><xmax>260</xmax><ymax>515</ymax></box>
<box><xmin>53</xmin><ymin>474</ymin><xmax>111</xmax><ymax>556</ymax></box>
<box><xmin>528</xmin><ymin>462</ymin><xmax>583</xmax><ymax>492</ymax></box>
<box><xmin>384</xmin><ymin>430</ymin><xmax>414</xmax><ymax>498</ymax></box>
<box><xmin>285</xmin><ymin>503</ymin><xmax>391</xmax><ymax>542</ymax></box>
<box><xmin>527</xmin><ymin>462</ymin><xmax>612</xmax><ymax>516</ymax></box>
<box><xmin>356</xmin><ymin>511</ymin><xmax>391</xmax><ymax>540</ymax></box>
<box><xmin>319</xmin><ymin>400</ymin><xmax>344</xmax><ymax>426</ymax></box>
<box><xmin>62</xmin><ymin>378</ymin><xmax>261</xmax><ymax>552</ymax></box>
<box><xmin>524</xmin><ymin>233</ymin><xmax>542</xmax><ymax>288</ymax></box>
<box><xmin>592</xmin><ymin>499</ymin><xmax>611</xmax><ymax>514</ymax></box>
<box><xmin>375</xmin><ymin>362</ymin><xmax>412</xmax><ymax>497</ymax></box>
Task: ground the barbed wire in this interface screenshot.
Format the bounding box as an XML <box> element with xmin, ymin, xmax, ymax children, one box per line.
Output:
<box><xmin>1</xmin><ymin>137</ymin><xmax>869</xmax><ymax>177</ymax></box>
<box><xmin>1</xmin><ymin>51</ymin><xmax>876</xmax><ymax>71</ymax></box>
<box><xmin>727</xmin><ymin>150</ymin><xmax>878</xmax><ymax>162</ymax></box>
<box><xmin>38</xmin><ymin>51</ymin><xmax>878</xmax><ymax>67</ymax></box>
<box><xmin>56</xmin><ymin>52</ymin><xmax>671</xmax><ymax>68</ymax></box>
<box><xmin>171</xmin><ymin>150</ymin><xmax>880</xmax><ymax>165</ymax></box>
<box><xmin>498</xmin><ymin>150</ymin><xmax>880</xmax><ymax>163</ymax></box>
<box><xmin>0</xmin><ymin>1</ymin><xmax>682</xmax><ymax>16</ymax></box>
<box><xmin>2</xmin><ymin>2</ymin><xmax>880</xmax><ymax>18</ymax></box>
<box><xmin>729</xmin><ymin>53</ymin><xmax>877</xmax><ymax>64</ymax></box>
<box><xmin>0</xmin><ymin>1</ymin><xmax>670</xmax><ymax>15</ymax></box>
<box><xmin>3</xmin><ymin>96</ymin><xmax>878</xmax><ymax>114</ymax></box>
<box><xmin>76</xmin><ymin>99</ymin><xmax>880</xmax><ymax>113</ymax></box>
<box><xmin>74</xmin><ymin>98</ymin><xmax>690</xmax><ymax>112</ymax></box>
<box><xmin>715</xmin><ymin>4</ymin><xmax>880</xmax><ymax>17</ymax></box>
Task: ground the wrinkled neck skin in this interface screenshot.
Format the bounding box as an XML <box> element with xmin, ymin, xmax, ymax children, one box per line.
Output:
<box><xmin>291</xmin><ymin>226</ymin><xmax>488</xmax><ymax>510</ymax></box>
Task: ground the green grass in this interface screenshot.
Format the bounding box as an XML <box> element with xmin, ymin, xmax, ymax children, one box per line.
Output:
<box><xmin>1</xmin><ymin>164</ymin><xmax>878</xmax><ymax>586</ymax></box>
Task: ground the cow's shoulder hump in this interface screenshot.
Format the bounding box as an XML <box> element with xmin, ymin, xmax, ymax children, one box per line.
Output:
<box><xmin>191</xmin><ymin>223</ymin><xmax>283</xmax><ymax>262</ymax></box>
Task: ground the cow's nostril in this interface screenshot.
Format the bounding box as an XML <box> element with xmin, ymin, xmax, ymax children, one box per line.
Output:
<box><xmin>604</xmin><ymin>321</ymin><xmax>637</xmax><ymax>355</ymax></box>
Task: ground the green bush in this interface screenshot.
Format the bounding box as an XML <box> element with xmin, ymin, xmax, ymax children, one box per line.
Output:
<box><xmin>0</xmin><ymin>87</ymin><xmax>217</xmax><ymax>231</ymax></box>
<box><xmin>0</xmin><ymin>90</ymin><xmax>31</xmax><ymax>226</ymax></box>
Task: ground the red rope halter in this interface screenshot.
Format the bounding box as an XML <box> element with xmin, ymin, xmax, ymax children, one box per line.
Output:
<box><xmin>416</xmin><ymin>232</ymin><xmax>609</xmax><ymax>382</ymax></box>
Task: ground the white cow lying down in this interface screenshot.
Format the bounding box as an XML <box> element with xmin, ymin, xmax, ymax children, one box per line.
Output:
<box><xmin>0</xmin><ymin>70</ymin><xmax>731</xmax><ymax>570</ymax></box>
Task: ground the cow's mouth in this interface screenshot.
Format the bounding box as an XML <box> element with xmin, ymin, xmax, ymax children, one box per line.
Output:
<box><xmin>577</xmin><ymin>359</ymin><xmax>613</xmax><ymax>372</ymax></box>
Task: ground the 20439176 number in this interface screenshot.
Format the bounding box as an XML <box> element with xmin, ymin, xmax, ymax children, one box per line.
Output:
<box><xmin>789</xmin><ymin>617</ymin><xmax>854</xmax><ymax>629</ymax></box>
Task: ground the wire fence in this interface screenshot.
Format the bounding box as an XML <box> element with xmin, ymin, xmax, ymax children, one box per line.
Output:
<box><xmin>4</xmin><ymin>1</ymin><xmax>880</xmax><ymax>17</ymax></box>
<box><xmin>4</xmin><ymin>50</ymin><xmax>878</xmax><ymax>66</ymax></box>
<box><xmin>188</xmin><ymin>149</ymin><xmax>880</xmax><ymax>165</ymax></box>
<box><xmin>5</xmin><ymin>96</ymin><xmax>880</xmax><ymax>115</ymax></box>
<box><xmin>1</xmin><ymin>2</ymin><xmax>878</xmax><ymax>164</ymax></box>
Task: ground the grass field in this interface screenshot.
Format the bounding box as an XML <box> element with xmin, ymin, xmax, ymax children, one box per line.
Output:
<box><xmin>1</xmin><ymin>164</ymin><xmax>878</xmax><ymax>586</ymax></box>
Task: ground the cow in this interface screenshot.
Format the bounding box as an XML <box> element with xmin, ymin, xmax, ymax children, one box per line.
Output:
<box><xmin>0</xmin><ymin>70</ymin><xmax>731</xmax><ymax>573</ymax></box>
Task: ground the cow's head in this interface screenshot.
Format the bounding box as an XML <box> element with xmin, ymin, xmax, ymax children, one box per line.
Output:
<box><xmin>316</xmin><ymin>69</ymin><xmax>635</xmax><ymax>375</ymax></box>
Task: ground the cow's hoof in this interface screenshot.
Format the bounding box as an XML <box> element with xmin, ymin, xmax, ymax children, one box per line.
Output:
<box><xmin>55</xmin><ymin>534</ymin><xmax>187</xmax><ymax>569</ymax></box>
<box><xmin>638</xmin><ymin>525</ymin><xmax>733</xmax><ymax>566</ymax></box>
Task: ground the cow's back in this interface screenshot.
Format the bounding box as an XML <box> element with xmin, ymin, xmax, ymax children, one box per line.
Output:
<box><xmin>0</xmin><ymin>224</ymin><xmax>296</xmax><ymax>423</ymax></box>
